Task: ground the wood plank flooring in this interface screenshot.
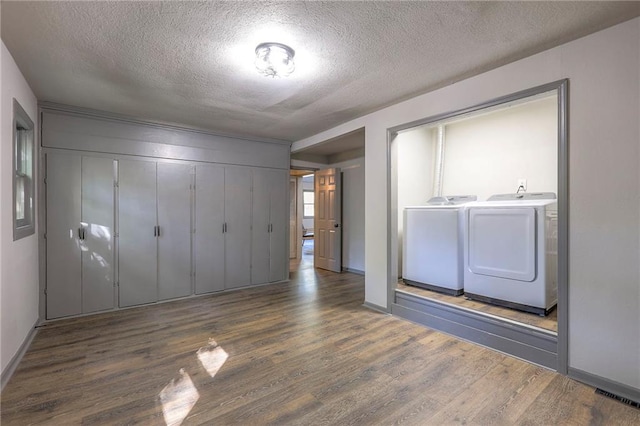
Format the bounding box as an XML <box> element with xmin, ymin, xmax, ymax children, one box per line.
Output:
<box><xmin>397</xmin><ymin>281</ymin><xmax>558</xmax><ymax>332</ymax></box>
<box><xmin>2</xmin><ymin>255</ymin><xmax>637</xmax><ymax>425</ymax></box>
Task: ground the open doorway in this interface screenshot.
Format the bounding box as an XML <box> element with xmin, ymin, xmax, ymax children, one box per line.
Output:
<box><xmin>301</xmin><ymin>174</ymin><xmax>315</xmax><ymax>259</ymax></box>
<box><xmin>290</xmin><ymin>128</ymin><xmax>366</xmax><ymax>276</ymax></box>
<box><xmin>289</xmin><ymin>169</ymin><xmax>315</xmax><ymax>270</ymax></box>
<box><xmin>389</xmin><ymin>80</ymin><xmax>568</xmax><ymax>371</ymax></box>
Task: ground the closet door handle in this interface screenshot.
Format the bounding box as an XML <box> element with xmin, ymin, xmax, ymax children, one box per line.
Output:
<box><xmin>78</xmin><ymin>227</ymin><xmax>83</xmax><ymax>240</ymax></box>
<box><xmin>82</xmin><ymin>227</ymin><xmax>86</xmax><ymax>240</ymax></box>
<box><xmin>153</xmin><ymin>226</ymin><xmax>157</xmax><ymax>237</ymax></box>
<box><xmin>156</xmin><ymin>226</ymin><xmax>161</xmax><ymax>237</ymax></box>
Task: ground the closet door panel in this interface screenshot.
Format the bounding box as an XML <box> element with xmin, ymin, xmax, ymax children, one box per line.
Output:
<box><xmin>269</xmin><ymin>170</ymin><xmax>289</xmax><ymax>282</ymax></box>
<box><xmin>224</xmin><ymin>167</ymin><xmax>252</xmax><ymax>289</ymax></box>
<box><xmin>81</xmin><ymin>156</ymin><xmax>115</xmax><ymax>313</ymax></box>
<box><xmin>157</xmin><ymin>162</ymin><xmax>192</xmax><ymax>300</ymax></box>
<box><xmin>251</xmin><ymin>169</ymin><xmax>271</xmax><ymax>285</ymax></box>
<box><xmin>119</xmin><ymin>159</ymin><xmax>158</xmax><ymax>307</ymax></box>
<box><xmin>46</xmin><ymin>153</ymin><xmax>82</xmax><ymax>319</ymax></box>
<box><xmin>195</xmin><ymin>165</ymin><xmax>225</xmax><ymax>294</ymax></box>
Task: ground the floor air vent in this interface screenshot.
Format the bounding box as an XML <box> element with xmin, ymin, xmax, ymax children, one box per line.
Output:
<box><xmin>595</xmin><ymin>388</ymin><xmax>640</xmax><ymax>409</ymax></box>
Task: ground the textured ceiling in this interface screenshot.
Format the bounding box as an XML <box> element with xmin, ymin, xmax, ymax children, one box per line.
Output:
<box><xmin>2</xmin><ymin>1</ymin><xmax>639</xmax><ymax>143</ymax></box>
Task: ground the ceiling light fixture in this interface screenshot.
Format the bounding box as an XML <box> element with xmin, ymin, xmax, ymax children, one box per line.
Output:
<box><xmin>254</xmin><ymin>42</ymin><xmax>295</xmax><ymax>77</ymax></box>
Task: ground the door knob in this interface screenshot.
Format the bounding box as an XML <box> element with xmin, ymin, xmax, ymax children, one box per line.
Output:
<box><xmin>334</xmin><ymin>223</ymin><xmax>340</xmax><ymax>228</ymax></box>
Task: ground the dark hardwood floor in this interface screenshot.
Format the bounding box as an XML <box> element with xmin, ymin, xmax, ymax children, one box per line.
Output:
<box><xmin>1</xmin><ymin>252</ymin><xmax>638</xmax><ymax>425</ymax></box>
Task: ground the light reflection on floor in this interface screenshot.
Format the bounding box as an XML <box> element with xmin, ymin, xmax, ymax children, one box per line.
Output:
<box><xmin>159</xmin><ymin>339</ymin><xmax>228</xmax><ymax>425</ymax></box>
<box><xmin>197</xmin><ymin>339</ymin><xmax>229</xmax><ymax>378</ymax></box>
<box><xmin>159</xmin><ymin>369</ymin><xmax>199</xmax><ymax>426</ymax></box>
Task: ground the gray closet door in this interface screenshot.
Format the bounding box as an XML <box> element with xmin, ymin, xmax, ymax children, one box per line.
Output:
<box><xmin>195</xmin><ymin>164</ymin><xmax>225</xmax><ymax>294</ymax></box>
<box><xmin>81</xmin><ymin>156</ymin><xmax>115</xmax><ymax>313</ymax></box>
<box><xmin>268</xmin><ymin>170</ymin><xmax>289</xmax><ymax>282</ymax></box>
<box><xmin>224</xmin><ymin>166</ymin><xmax>252</xmax><ymax>289</ymax></box>
<box><xmin>251</xmin><ymin>169</ymin><xmax>271</xmax><ymax>285</ymax></box>
<box><xmin>46</xmin><ymin>153</ymin><xmax>82</xmax><ymax>319</ymax></box>
<box><xmin>157</xmin><ymin>162</ymin><xmax>192</xmax><ymax>300</ymax></box>
<box><xmin>119</xmin><ymin>159</ymin><xmax>158</xmax><ymax>307</ymax></box>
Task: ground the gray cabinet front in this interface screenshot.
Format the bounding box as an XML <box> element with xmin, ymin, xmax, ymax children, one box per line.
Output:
<box><xmin>268</xmin><ymin>170</ymin><xmax>288</xmax><ymax>283</ymax></box>
<box><xmin>157</xmin><ymin>162</ymin><xmax>192</xmax><ymax>300</ymax></box>
<box><xmin>224</xmin><ymin>167</ymin><xmax>252</xmax><ymax>289</ymax></box>
<box><xmin>118</xmin><ymin>159</ymin><xmax>158</xmax><ymax>307</ymax></box>
<box><xmin>194</xmin><ymin>164</ymin><xmax>225</xmax><ymax>294</ymax></box>
<box><xmin>45</xmin><ymin>151</ymin><xmax>289</xmax><ymax>318</ymax></box>
<box><xmin>46</xmin><ymin>153</ymin><xmax>82</xmax><ymax>319</ymax></box>
<box><xmin>251</xmin><ymin>169</ymin><xmax>288</xmax><ymax>285</ymax></box>
<box><xmin>81</xmin><ymin>156</ymin><xmax>116</xmax><ymax>313</ymax></box>
<box><xmin>46</xmin><ymin>153</ymin><xmax>115</xmax><ymax>319</ymax></box>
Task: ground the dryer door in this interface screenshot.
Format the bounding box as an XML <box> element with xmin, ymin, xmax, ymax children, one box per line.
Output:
<box><xmin>468</xmin><ymin>208</ymin><xmax>536</xmax><ymax>282</ymax></box>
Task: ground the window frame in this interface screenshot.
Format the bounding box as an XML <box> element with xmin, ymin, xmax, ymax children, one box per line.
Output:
<box><xmin>13</xmin><ymin>98</ymin><xmax>35</xmax><ymax>241</ymax></box>
<box><xmin>303</xmin><ymin>189</ymin><xmax>314</xmax><ymax>219</ymax></box>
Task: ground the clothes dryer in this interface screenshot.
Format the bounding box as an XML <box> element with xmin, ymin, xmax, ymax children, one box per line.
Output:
<box><xmin>463</xmin><ymin>193</ymin><xmax>558</xmax><ymax>315</ymax></box>
<box><xmin>403</xmin><ymin>195</ymin><xmax>477</xmax><ymax>296</ymax></box>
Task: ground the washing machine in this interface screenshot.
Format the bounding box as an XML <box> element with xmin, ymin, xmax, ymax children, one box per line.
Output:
<box><xmin>403</xmin><ymin>195</ymin><xmax>477</xmax><ymax>296</ymax></box>
<box><xmin>463</xmin><ymin>193</ymin><xmax>558</xmax><ymax>315</ymax></box>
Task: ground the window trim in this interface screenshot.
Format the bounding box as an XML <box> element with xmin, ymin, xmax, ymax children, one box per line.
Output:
<box><xmin>303</xmin><ymin>189</ymin><xmax>314</xmax><ymax>219</ymax></box>
<box><xmin>13</xmin><ymin>98</ymin><xmax>35</xmax><ymax>241</ymax></box>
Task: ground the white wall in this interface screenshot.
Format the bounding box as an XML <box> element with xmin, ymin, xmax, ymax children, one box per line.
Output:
<box><xmin>292</xmin><ymin>18</ymin><xmax>640</xmax><ymax>390</ymax></box>
<box><xmin>442</xmin><ymin>96</ymin><xmax>557</xmax><ymax>201</ymax></box>
<box><xmin>396</xmin><ymin>127</ymin><xmax>435</xmax><ymax>275</ymax></box>
<box><xmin>1</xmin><ymin>41</ymin><xmax>39</xmax><ymax>378</ymax></box>
<box><xmin>331</xmin><ymin>157</ymin><xmax>365</xmax><ymax>272</ymax></box>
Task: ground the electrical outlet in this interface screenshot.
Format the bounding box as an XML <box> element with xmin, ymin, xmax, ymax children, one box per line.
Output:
<box><xmin>517</xmin><ymin>178</ymin><xmax>527</xmax><ymax>191</ymax></box>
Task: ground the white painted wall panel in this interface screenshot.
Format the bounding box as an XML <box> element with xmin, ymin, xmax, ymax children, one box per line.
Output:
<box><xmin>442</xmin><ymin>96</ymin><xmax>557</xmax><ymax>201</ymax></box>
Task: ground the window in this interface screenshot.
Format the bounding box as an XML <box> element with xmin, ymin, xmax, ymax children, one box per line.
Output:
<box><xmin>303</xmin><ymin>190</ymin><xmax>314</xmax><ymax>218</ymax></box>
<box><xmin>13</xmin><ymin>99</ymin><xmax>35</xmax><ymax>240</ymax></box>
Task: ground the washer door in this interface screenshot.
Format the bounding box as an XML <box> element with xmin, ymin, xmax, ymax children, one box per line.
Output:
<box><xmin>468</xmin><ymin>208</ymin><xmax>537</xmax><ymax>282</ymax></box>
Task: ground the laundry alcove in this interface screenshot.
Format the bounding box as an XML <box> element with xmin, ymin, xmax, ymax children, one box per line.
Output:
<box><xmin>388</xmin><ymin>80</ymin><xmax>568</xmax><ymax>371</ymax></box>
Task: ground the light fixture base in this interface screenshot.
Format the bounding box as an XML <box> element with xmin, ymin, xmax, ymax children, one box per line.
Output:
<box><xmin>255</xmin><ymin>42</ymin><xmax>296</xmax><ymax>77</ymax></box>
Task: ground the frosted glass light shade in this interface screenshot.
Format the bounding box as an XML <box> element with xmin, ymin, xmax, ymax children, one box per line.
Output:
<box><xmin>255</xmin><ymin>42</ymin><xmax>295</xmax><ymax>77</ymax></box>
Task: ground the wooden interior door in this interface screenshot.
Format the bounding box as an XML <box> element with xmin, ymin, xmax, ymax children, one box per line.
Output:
<box><xmin>314</xmin><ymin>168</ymin><xmax>342</xmax><ymax>272</ymax></box>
